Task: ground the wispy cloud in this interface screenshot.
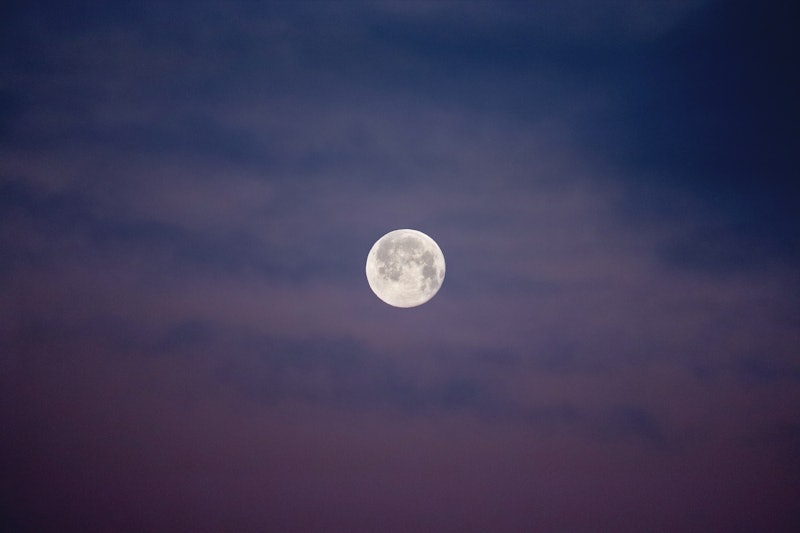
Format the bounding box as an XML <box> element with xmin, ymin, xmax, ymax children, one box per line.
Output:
<box><xmin>2</xmin><ymin>1</ymin><xmax>799</xmax><ymax>530</ymax></box>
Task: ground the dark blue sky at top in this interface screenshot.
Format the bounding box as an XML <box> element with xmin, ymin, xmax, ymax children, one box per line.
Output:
<box><xmin>1</xmin><ymin>1</ymin><xmax>799</xmax><ymax>531</ymax></box>
<box><xmin>2</xmin><ymin>1</ymin><xmax>797</xmax><ymax>262</ymax></box>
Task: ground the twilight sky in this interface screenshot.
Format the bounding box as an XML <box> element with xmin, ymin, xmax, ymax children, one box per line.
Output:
<box><xmin>1</xmin><ymin>1</ymin><xmax>799</xmax><ymax>531</ymax></box>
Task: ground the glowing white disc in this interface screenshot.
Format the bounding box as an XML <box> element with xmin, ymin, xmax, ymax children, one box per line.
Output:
<box><xmin>365</xmin><ymin>229</ymin><xmax>446</xmax><ymax>308</ymax></box>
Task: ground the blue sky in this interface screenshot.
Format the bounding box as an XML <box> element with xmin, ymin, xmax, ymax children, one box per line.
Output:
<box><xmin>1</xmin><ymin>1</ymin><xmax>799</xmax><ymax>531</ymax></box>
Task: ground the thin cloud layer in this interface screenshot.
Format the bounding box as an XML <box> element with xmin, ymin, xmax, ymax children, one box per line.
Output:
<box><xmin>2</xmin><ymin>1</ymin><xmax>799</xmax><ymax>531</ymax></box>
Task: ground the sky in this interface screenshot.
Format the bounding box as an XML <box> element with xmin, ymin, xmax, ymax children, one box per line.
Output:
<box><xmin>1</xmin><ymin>1</ymin><xmax>799</xmax><ymax>531</ymax></box>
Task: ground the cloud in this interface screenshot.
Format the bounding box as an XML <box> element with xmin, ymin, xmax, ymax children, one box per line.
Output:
<box><xmin>2</xmin><ymin>1</ymin><xmax>799</xmax><ymax>530</ymax></box>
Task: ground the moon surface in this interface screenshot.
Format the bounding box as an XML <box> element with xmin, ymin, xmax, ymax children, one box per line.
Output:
<box><xmin>366</xmin><ymin>229</ymin><xmax>446</xmax><ymax>308</ymax></box>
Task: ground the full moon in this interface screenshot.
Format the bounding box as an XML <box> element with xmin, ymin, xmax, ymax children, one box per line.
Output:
<box><xmin>365</xmin><ymin>229</ymin><xmax>446</xmax><ymax>308</ymax></box>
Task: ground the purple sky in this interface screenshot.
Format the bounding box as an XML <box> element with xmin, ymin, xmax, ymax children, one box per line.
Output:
<box><xmin>2</xmin><ymin>1</ymin><xmax>799</xmax><ymax>531</ymax></box>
